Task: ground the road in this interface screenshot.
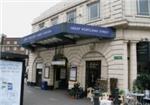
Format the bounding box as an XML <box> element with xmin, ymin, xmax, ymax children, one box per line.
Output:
<box><xmin>23</xmin><ymin>84</ymin><xmax>92</xmax><ymax>105</ymax></box>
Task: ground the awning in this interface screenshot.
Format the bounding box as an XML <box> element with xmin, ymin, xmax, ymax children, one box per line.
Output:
<box><xmin>1</xmin><ymin>51</ymin><xmax>28</xmax><ymax>61</ymax></box>
<box><xmin>20</xmin><ymin>23</ymin><xmax>115</xmax><ymax>48</ymax></box>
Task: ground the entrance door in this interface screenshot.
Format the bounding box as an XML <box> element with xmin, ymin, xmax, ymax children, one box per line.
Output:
<box><xmin>54</xmin><ymin>66</ymin><xmax>68</xmax><ymax>89</ymax></box>
<box><xmin>36</xmin><ymin>69</ymin><xmax>42</xmax><ymax>86</ymax></box>
<box><xmin>86</xmin><ymin>61</ymin><xmax>101</xmax><ymax>88</ymax></box>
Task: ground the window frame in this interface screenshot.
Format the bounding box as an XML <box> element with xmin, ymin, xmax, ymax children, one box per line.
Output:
<box><xmin>67</xmin><ymin>10</ymin><xmax>76</xmax><ymax>23</ymax></box>
<box><xmin>137</xmin><ymin>0</ymin><xmax>150</xmax><ymax>16</ymax></box>
<box><xmin>87</xmin><ymin>1</ymin><xmax>100</xmax><ymax>21</ymax></box>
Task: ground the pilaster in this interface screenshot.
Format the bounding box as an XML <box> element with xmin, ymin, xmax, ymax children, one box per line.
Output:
<box><xmin>129</xmin><ymin>41</ymin><xmax>138</xmax><ymax>90</ymax></box>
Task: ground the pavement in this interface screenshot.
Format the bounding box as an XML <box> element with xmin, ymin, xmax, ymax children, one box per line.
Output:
<box><xmin>23</xmin><ymin>84</ymin><xmax>92</xmax><ymax>105</ymax></box>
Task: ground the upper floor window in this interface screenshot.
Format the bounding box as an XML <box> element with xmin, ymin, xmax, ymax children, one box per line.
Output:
<box><xmin>67</xmin><ymin>10</ymin><xmax>76</xmax><ymax>23</ymax></box>
<box><xmin>38</xmin><ymin>22</ymin><xmax>45</xmax><ymax>30</ymax></box>
<box><xmin>7</xmin><ymin>41</ymin><xmax>10</xmax><ymax>44</ymax></box>
<box><xmin>14</xmin><ymin>41</ymin><xmax>17</xmax><ymax>44</ymax></box>
<box><xmin>88</xmin><ymin>2</ymin><xmax>100</xmax><ymax>20</ymax></box>
<box><xmin>51</xmin><ymin>17</ymin><xmax>58</xmax><ymax>25</ymax></box>
<box><xmin>137</xmin><ymin>0</ymin><xmax>150</xmax><ymax>16</ymax></box>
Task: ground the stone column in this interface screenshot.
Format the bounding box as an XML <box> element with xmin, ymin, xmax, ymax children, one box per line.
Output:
<box><xmin>129</xmin><ymin>41</ymin><xmax>138</xmax><ymax>90</ymax></box>
<box><xmin>123</xmin><ymin>41</ymin><xmax>129</xmax><ymax>90</ymax></box>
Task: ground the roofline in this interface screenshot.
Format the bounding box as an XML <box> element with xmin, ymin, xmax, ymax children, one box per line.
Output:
<box><xmin>32</xmin><ymin>0</ymin><xmax>88</xmax><ymax>25</ymax></box>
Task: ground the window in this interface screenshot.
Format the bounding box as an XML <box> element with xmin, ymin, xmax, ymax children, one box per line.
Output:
<box><xmin>137</xmin><ymin>0</ymin><xmax>150</xmax><ymax>16</ymax></box>
<box><xmin>13</xmin><ymin>47</ymin><xmax>17</xmax><ymax>51</ymax></box>
<box><xmin>20</xmin><ymin>47</ymin><xmax>24</xmax><ymax>51</ymax></box>
<box><xmin>7</xmin><ymin>41</ymin><xmax>10</xmax><ymax>44</ymax></box>
<box><xmin>51</xmin><ymin>17</ymin><xmax>58</xmax><ymax>25</ymax></box>
<box><xmin>88</xmin><ymin>2</ymin><xmax>100</xmax><ymax>20</ymax></box>
<box><xmin>67</xmin><ymin>10</ymin><xmax>76</xmax><ymax>23</ymax></box>
<box><xmin>38</xmin><ymin>22</ymin><xmax>45</xmax><ymax>29</ymax></box>
<box><xmin>14</xmin><ymin>41</ymin><xmax>17</xmax><ymax>44</ymax></box>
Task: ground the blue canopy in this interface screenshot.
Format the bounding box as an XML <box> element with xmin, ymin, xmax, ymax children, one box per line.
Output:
<box><xmin>20</xmin><ymin>23</ymin><xmax>115</xmax><ymax>48</ymax></box>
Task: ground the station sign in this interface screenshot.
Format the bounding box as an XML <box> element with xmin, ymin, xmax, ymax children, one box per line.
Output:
<box><xmin>20</xmin><ymin>23</ymin><xmax>115</xmax><ymax>47</ymax></box>
<box><xmin>114</xmin><ymin>55</ymin><xmax>123</xmax><ymax>60</ymax></box>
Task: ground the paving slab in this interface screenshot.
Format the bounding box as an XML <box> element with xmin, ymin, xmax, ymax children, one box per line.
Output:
<box><xmin>23</xmin><ymin>84</ymin><xmax>92</xmax><ymax>105</ymax></box>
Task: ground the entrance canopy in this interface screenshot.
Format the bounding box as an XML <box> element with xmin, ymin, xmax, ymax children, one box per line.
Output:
<box><xmin>1</xmin><ymin>51</ymin><xmax>28</xmax><ymax>61</ymax></box>
<box><xmin>20</xmin><ymin>23</ymin><xmax>115</xmax><ymax>48</ymax></box>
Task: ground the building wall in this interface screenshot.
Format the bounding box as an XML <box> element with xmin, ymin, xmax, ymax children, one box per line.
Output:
<box><xmin>26</xmin><ymin>0</ymin><xmax>150</xmax><ymax>90</ymax></box>
<box><xmin>1</xmin><ymin>36</ymin><xmax>28</xmax><ymax>55</ymax></box>
<box><xmin>27</xmin><ymin>38</ymin><xmax>129</xmax><ymax>90</ymax></box>
<box><xmin>32</xmin><ymin>0</ymin><xmax>150</xmax><ymax>32</ymax></box>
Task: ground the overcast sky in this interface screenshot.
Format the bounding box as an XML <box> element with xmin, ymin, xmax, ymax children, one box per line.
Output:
<box><xmin>1</xmin><ymin>0</ymin><xmax>62</xmax><ymax>37</ymax></box>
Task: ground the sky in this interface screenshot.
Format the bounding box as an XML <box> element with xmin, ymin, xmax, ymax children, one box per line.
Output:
<box><xmin>1</xmin><ymin>0</ymin><xmax>62</xmax><ymax>37</ymax></box>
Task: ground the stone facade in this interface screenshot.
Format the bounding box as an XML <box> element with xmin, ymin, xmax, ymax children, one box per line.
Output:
<box><xmin>26</xmin><ymin>0</ymin><xmax>150</xmax><ymax>91</ymax></box>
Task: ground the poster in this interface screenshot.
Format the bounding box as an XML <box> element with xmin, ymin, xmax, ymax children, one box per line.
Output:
<box><xmin>0</xmin><ymin>60</ymin><xmax>23</xmax><ymax>105</ymax></box>
<box><xmin>44</xmin><ymin>67</ymin><xmax>50</xmax><ymax>78</ymax></box>
<box><xmin>69</xmin><ymin>66</ymin><xmax>77</xmax><ymax>81</ymax></box>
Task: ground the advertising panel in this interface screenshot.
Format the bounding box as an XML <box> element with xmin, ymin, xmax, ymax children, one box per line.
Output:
<box><xmin>69</xmin><ymin>66</ymin><xmax>77</xmax><ymax>81</ymax></box>
<box><xmin>0</xmin><ymin>60</ymin><xmax>23</xmax><ymax>105</ymax></box>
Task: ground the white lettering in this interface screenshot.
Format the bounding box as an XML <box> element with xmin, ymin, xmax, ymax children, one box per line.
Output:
<box><xmin>70</xmin><ymin>26</ymin><xmax>81</xmax><ymax>31</ymax></box>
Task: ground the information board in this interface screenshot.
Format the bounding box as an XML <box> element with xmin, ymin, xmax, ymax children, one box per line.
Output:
<box><xmin>0</xmin><ymin>60</ymin><xmax>23</xmax><ymax>105</ymax></box>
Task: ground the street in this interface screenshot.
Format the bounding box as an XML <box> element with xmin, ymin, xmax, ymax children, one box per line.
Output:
<box><xmin>23</xmin><ymin>84</ymin><xmax>92</xmax><ymax>105</ymax></box>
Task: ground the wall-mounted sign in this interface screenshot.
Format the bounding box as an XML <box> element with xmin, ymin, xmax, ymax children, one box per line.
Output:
<box><xmin>69</xmin><ymin>66</ymin><xmax>77</xmax><ymax>81</ymax></box>
<box><xmin>36</xmin><ymin>63</ymin><xmax>43</xmax><ymax>69</ymax></box>
<box><xmin>114</xmin><ymin>56</ymin><xmax>123</xmax><ymax>60</ymax></box>
<box><xmin>0</xmin><ymin>60</ymin><xmax>23</xmax><ymax>105</ymax></box>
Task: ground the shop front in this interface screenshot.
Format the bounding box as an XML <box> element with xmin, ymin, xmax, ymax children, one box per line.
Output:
<box><xmin>20</xmin><ymin>22</ymin><xmax>115</xmax><ymax>90</ymax></box>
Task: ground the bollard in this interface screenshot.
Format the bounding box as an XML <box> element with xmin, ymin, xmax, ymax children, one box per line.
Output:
<box><xmin>93</xmin><ymin>88</ymin><xmax>100</xmax><ymax>105</ymax></box>
<box><xmin>112</xmin><ymin>88</ymin><xmax>120</xmax><ymax>105</ymax></box>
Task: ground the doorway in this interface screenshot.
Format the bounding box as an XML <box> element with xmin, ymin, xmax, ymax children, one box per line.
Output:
<box><xmin>54</xmin><ymin>66</ymin><xmax>68</xmax><ymax>89</ymax></box>
<box><xmin>36</xmin><ymin>69</ymin><xmax>42</xmax><ymax>86</ymax></box>
<box><xmin>86</xmin><ymin>61</ymin><xmax>101</xmax><ymax>88</ymax></box>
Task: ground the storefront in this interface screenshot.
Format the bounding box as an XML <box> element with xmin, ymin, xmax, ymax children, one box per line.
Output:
<box><xmin>20</xmin><ymin>22</ymin><xmax>115</xmax><ymax>90</ymax></box>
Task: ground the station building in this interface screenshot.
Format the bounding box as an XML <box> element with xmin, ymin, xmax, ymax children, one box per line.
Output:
<box><xmin>20</xmin><ymin>0</ymin><xmax>150</xmax><ymax>91</ymax></box>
